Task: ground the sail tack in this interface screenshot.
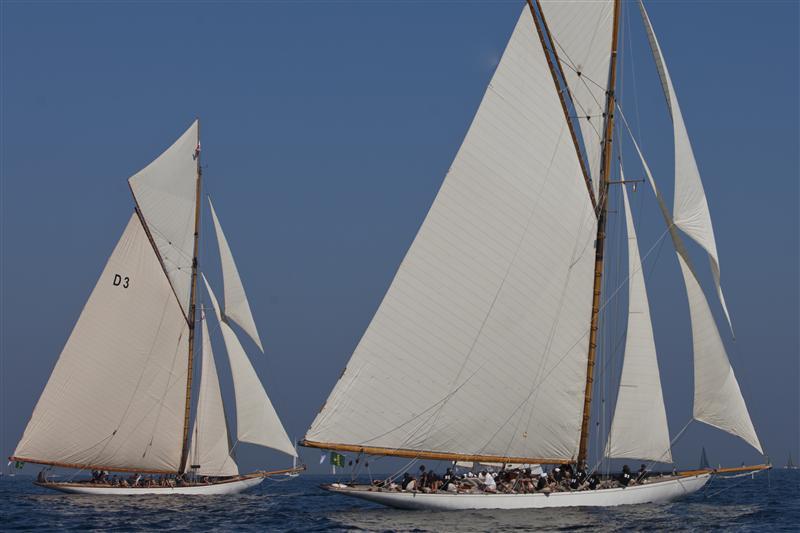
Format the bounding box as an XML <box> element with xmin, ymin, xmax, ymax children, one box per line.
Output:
<box><xmin>208</xmin><ymin>198</ymin><xmax>264</xmax><ymax>352</ymax></box>
<box><xmin>539</xmin><ymin>0</ymin><xmax>614</xmax><ymax>197</ymax></box>
<box><xmin>306</xmin><ymin>6</ymin><xmax>597</xmax><ymax>462</ymax></box>
<box><xmin>637</xmin><ymin>2</ymin><xmax>733</xmax><ymax>334</ymax></box>
<box><xmin>13</xmin><ymin>214</ymin><xmax>189</xmax><ymax>473</ymax></box>
<box><xmin>606</xmin><ymin>183</ymin><xmax>672</xmax><ymax>463</ymax></box>
<box><xmin>129</xmin><ymin>120</ymin><xmax>199</xmax><ymax>317</ymax></box>
<box><xmin>203</xmin><ymin>276</ymin><xmax>296</xmax><ymax>457</ymax></box>
<box><xmin>187</xmin><ymin>312</ymin><xmax>239</xmax><ymax>477</ymax></box>
<box><xmin>624</xmin><ymin>123</ymin><xmax>762</xmax><ymax>455</ymax></box>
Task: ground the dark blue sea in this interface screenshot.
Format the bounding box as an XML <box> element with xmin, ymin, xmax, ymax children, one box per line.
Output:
<box><xmin>1</xmin><ymin>471</ymin><xmax>798</xmax><ymax>531</ymax></box>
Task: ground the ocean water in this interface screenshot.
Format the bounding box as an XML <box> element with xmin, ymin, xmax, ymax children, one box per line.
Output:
<box><xmin>1</xmin><ymin>471</ymin><xmax>798</xmax><ymax>531</ymax></box>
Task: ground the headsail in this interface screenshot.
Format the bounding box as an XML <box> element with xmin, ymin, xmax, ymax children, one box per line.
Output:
<box><xmin>637</xmin><ymin>1</ymin><xmax>733</xmax><ymax>335</ymax></box>
<box><xmin>606</xmin><ymin>181</ymin><xmax>672</xmax><ymax>463</ymax></box>
<box><xmin>187</xmin><ymin>311</ymin><xmax>239</xmax><ymax>477</ymax></box>
<box><xmin>129</xmin><ymin>120</ymin><xmax>200</xmax><ymax>317</ymax></box>
<box><xmin>624</xmin><ymin>120</ymin><xmax>762</xmax><ymax>454</ymax></box>
<box><xmin>208</xmin><ymin>198</ymin><xmax>263</xmax><ymax>352</ymax></box>
<box><xmin>203</xmin><ymin>276</ymin><xmax>296</xmax><ymax>457</ymax></box>
<box><xmin>539</xmin><ymin>0</ymin><xmax>614</xmax><ymax>197</ymax></box>
<box><xmin>305</xmin><ymin>6</ymin><xmax>597</xmax><ymax>463</ymax></box>
<box><xmin>12</xmin><ymin>214</ymin><xmax>189</xmax><ymax>473</ymax></box>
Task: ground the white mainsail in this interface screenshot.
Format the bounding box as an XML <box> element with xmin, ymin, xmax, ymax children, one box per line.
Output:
<box><xmin>606</xmin><ymin>180</ymin><xmax>672</xmax><ymax>463</ymax></box>
<box><xmin>539</xmin><ymin>0</ymin><xmax>614</xmax><ymax>197</ymax></box>
<box><xmin>129</xmin><ymin>120</ymin><xmax>199</xmax><ymax>317</ymax></box>
<box><xmin>203</xmin><ymin>276</ymin><xmax>296</xmax><ymax>457</ymax></box>
<box><xmin>13</xmin><ymin>214</ymin><xmax>189</xmax><ymax>473</ymax></box>
<box><xmin>623</xmin><ymin>121</ymin><xmax>762</xmax><ymax>454</ymax></box>
<box><xmin>305</xmin><ymin>6</ymin><xmax>597</xmax><ymax>462</ymax></box>
<box><xmin>187</xmin><ymin>312</ymin><xmax>239</xmax><ymax>477</ymax></box>
<box><xmin>637</xmin><ymin>2</ymin><xmax>733</xmax><ymax>334</ymax></box>
<box><xmin>208</xmin><ymin>198</ymin><xmax>264</xmax><ymax>352</ymax></box>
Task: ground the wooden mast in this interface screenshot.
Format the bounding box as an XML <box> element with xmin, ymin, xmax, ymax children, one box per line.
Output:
<box><xmin>178</xmin><ymin>118</ymin><xmax>203</xmax><ymax>474</ymax></box>
<box><xmin>577</xmin><ymin>0</ymin><xmax>622</xmax><ymax>466</ymax></box>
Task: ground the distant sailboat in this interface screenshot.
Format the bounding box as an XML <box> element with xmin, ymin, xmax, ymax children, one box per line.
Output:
<box><xmin>786</xmin><ymin>455</ymin><xmax>798</xmax><ymax>470</ymax></box>
<box><xmin>10</xmin><ymin>120</ymin><xmax>303</xmax><ymax>495</ymax></box>
<box><xmin>699</xmin><ymin>448</ymin><xmax>711</xmax><ymax>470</ymax></box>
<box><xmin>300</xmin><ymin>0</ymin><xmax>769</xmax><ymax>510</ymax></box>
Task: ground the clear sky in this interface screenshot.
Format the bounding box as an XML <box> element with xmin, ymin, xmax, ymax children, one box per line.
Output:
<box><xmin>1</xmin><ymin>1</ymin><xmax>797</xmax><ymax>476</ymax></box>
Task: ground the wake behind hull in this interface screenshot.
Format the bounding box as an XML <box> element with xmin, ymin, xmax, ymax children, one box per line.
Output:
<box><xmin>324</xmin><ymin>474</ymin><xmax>711</xmax><ymax>510</ymax></box>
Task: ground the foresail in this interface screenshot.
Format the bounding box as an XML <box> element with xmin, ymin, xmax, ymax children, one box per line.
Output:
<box><xmin>638</xmin><ymin>1</ymin><xmax>733</xmax><ymax>335</ymax></box>
<box><xmin>624</xmin><ymin>122</ymin><xmax>762</xmax><ymax>455</ymax></box>
<box><xmin>208</xmin><ymin>198</ymin><xmax>263</xmax><ymax>352</ymax></box>
<box><xmin>539</xmin><ymin>0</ymin><xmax>614</xmax><ymax>198</ymax></box>
<box><xmin>187</xmin><ymin>312</ymin><xmax>239</xmax><ymax>477</ymax></box>
<box><xmin>203</xmin><ymin>276</ymin><xmax>296</xmax><ymax>457</ymax></box>
<box><xmin>129</xmin><ymin>120</ymin><xmax>199</xmax><ymax>317</ymax></box>
<box><xmin>13</xmin><ymin>214</ymin><xmax>189</xmax><ymax>473</ymax></box>
<box><xmin>306</xmin><ymin>6</ymin><xmax>597</xmax><ymax>462</ymax></box>
<box><xmin>606</xmin><ymin>182</ymin><xmax>672</xmax><ymax>463</ymax></box>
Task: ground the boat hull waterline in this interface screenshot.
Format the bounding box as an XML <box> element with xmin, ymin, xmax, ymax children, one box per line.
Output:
<box><xmin>35</xmin><ymin>476</ymin><xmax>265</xmax><ymax>496</ymax></box>
<box><xmin>323</xmin><ymin>474</ymin><xmax>711</xmax><ymax>510</ymax></box>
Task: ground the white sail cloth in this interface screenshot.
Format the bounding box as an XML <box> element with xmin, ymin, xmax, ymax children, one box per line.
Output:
<box><xmin>539</xmin><ymin>0</ymin><xmax>614</xmax><ymax>198</ymax></box>
<box><xmin>606</xmin><ymin>181</ymin><xmax>672</xmax><ymax>463</ymax></box>
<box><xmin>208</xmin><ymin>198</ymin><xmax>263</xmax><ymax>352</ymax></box>
<box><xmin>187</xmin><ymin>312</ymin><xmax>239</xmax><ymax>477</ymax></box>
<box><xmin>129</xmin><ymin>120</ymin><xmax>199</xmax><ymax>317</ymax></box>
<box><xmin>306</xmin><ymin>6</ymin><xmax>597</xmax><ymax>462</ymax></box>
<box><xmin>621</xmin><ymin>114</ymin><xmax>762</xmax><ymax>454</ymax></box>
<box><xmin>203</xmin><ymin>276</ymin><xmax>296</xmax><ymax>457</ymax></box>
<box><xmin>13</xmin><ymin>214</ymin><xmax>189</xmax><ymax>473</ymax></box>
<box><xmin>637</xmin><ymin>2</ymin><xmax>733</xmax><ymax>335</ymax></box>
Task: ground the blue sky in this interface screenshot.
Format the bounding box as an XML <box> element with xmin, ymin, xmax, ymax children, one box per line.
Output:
<box><xmin>1</xmin><ymin>1</ymin><xmax>797</xmax><ymax>475</ymax></box>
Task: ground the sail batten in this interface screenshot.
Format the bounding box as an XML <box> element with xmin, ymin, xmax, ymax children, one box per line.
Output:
<box><xmin>305</xmin><ymin>6</ymin><xmax>597</xmax><ymax>461</ymax></box>
<box><xmin>204</xmin><ymin>277</ymin><xmax>296</xmax><ymax>457</ymax></box>
<box><xmin>606</xmin><ymin>181</ymin><xmax>672</xmax><ymax>463</ymax></box>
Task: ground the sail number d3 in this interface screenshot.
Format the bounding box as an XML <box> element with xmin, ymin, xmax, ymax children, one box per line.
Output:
<box><xmin>113</xmin><ymin>274</ymin><xmax>130</xmax><ymax>288</ymax></box>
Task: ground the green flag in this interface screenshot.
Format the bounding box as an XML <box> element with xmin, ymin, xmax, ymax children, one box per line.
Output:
<box><xmin>330</xmin><ymin>452</ymin><xmax>345</xmax><ymax>467</ymax></box>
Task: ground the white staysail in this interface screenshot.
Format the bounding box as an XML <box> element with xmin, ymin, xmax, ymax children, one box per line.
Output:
<box><xmin>187</xmin><ymin>312</ymin><xmax>239</xmax><ymax>477</ymax></box>
<box><xmin>606</xmin><ymin>181</ymin><xmax>672</xmax><ymax>463</ymax></box>
<box><xmin>637</xmin><ymin>2</ymin><xmax>733</xmax><ymax>334</ymax></box>
<box><xmin>539</xmin><ymin>0</ymin><xmax>614</xmax><ymax>197</ymax></box>
<box><xmin>13</xmin><ymin>214</ymin><xmax>189</xmax><ymax>473</ymax></box>
<box><xmin>306</xmin><ymin>6</ymin><xmax>597</xmax><ymax>462</ymax></box>
<box><xmin>203</xmin><ymin>276</ymin><xmax>296</xmax><ymax>457</ymax></box>
<box><xmin>624</xmin><ymin>122</ymin><xmax>762</xmax><ymax>454</ymax></box>
<box><xmin>208</xmin><ymin>198</ymin><xmax>263</xmax><ymax>352</ymax></box>
<box><xmin>129</xmin><ymin>120</ymin><xmax>199</xmax><ymax>317</ymax></box>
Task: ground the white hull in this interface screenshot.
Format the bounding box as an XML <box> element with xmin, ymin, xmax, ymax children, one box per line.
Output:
<box><xmin>324</xmin><ymin>474</ymin><xmax>711</xmax><ymax>510</ymax></box>
<box><xmin>36</xmin><ymin>476</ymin><xmax>265</xmax><ymax>495</ymax></box>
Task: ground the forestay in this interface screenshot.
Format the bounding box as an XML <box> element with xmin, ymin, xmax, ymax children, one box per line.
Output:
<box><xmin>208</xmin><ymin>198</ymin><xmax>263</xmax><ymax>352</ymax></box>
<box><xmin>306</xmin><ymin>6</ymin><xmax>597</xmax><ymax>462</ymax></box>
<box><xmin>129</xmin><ymin>120</ymin><xmax>199</xmax><ymax>317</ymax></box>
<box><xmin>13</xmin><ymin>214</ymin><xmax>189</xmax><ymax>473</ymax></box>
<box><xmin>187</xmin><ymin>312</ymin><xmax>239</xmax><ymax>477</ymax></box>
<box><xmin>606</xmin><ymin>181</ymin><xmax>672</xmax><ymax>463</ymax></box>
<box><xmin>539</xmin><ymin>0</ymin><xmax>614</xmax><ymax>198</ymax></box>
<box><xmin>203</xmin><ymin>276</ymin><xmax>296</xmax><ymax>457</ymax></box>
<box><xmin>637</xmin><ymin>2</ymin><xmax>733</xmax><ymax>334</ymax></box>
<box><xmin>624</xmin><ymin>121</ymin><xmax>762</xmax><ymax>455</ymax></box>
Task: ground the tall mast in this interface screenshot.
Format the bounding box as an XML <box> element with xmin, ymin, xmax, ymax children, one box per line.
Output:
<box><xmin>178</xmin><ymin>118</ymin><xmax>202</xmax><ymax>474</ymax></box>
<box><xmin>577</xmin><ymin>0</ymin><xmax>621</xmax><ymax>466</ymax></box>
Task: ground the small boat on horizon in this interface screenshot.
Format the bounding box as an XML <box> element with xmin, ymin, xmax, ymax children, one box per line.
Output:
<box><xmin>9</xmin><ymin>120</ymin><xmax>303</xmax><ymax>495</ymax></box>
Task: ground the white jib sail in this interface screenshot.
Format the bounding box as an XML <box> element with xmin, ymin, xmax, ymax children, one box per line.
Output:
<box><xmin>208</xmin><ymin>198</ymin><xmax>263</xmax><ymax>352</ymax></box>
<box><xmin>187</xmin><ymin>311</ymin><xmax>239</xmax><ymax>477</ymax></box>
<box><xmin>638</xmin><ymin>1</ymin><xmax>733</xmax><ymax>335</ymax></box>
<box><xmin>13</xmin><ymin>214</ymin><xmax>189</xmax><ymax>473</ymax></box>
<box><xmin>129</xmin><ymin>120</ymin><xmax>199</xmax><ymax>317</ymax></box>
<box><xmin>606</xmin><ymin>181</ymin><xmax>672</xmax><ymax>463</ymax></box>
<box><xmin>539</xmin><ymin>0</ymin><xmax>614</xmax><ymax>198</ymax></box>
<box><xmin>624</xmin><ymin>123</ymin><xmax>762</xmax><ymax>455</ymax></box>
<box><xmin>306</xmin><ymin>6</ymin><xmax>597</xmax><ymax>462</ymax></box>
<box><xmin>203</xmin><ymin>276</ymin><xmax>296</xmax><ymax>457</ymax></box>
